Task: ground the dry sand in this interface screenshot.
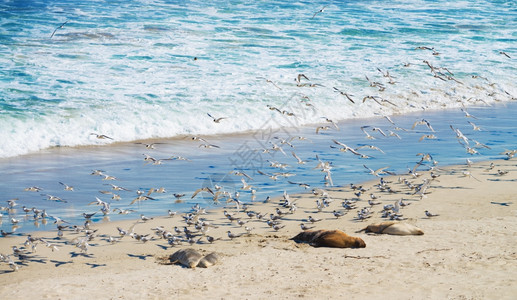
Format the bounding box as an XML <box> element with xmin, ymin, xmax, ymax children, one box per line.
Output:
<box><xmin>0</xmin><ymin>159</ymin><xmax>516</xmax><ymax>299</ymax></box>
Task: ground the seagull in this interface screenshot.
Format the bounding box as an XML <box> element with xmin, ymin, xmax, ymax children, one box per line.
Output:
<box><xmin>257</xmin><ymin>170</ymin><xmax>278</xmax><ymax>181</ymax></box>
<box><xmin>295</xmin><ymin>73</ymin><xmax>310</xmax><ymax>85</ymax></box>
<box><xmin>140</xmin><ymin>214</ymin><xmax>153</xmax><ymax>222</ymax></box>
<box><xmin>419</xmin><ymin>134</ymin><xmax>437</xmax><ymax>142</ymax></box>
<box><xmin>227</xmin><ymin>230</ymin><xmax>242</xmax><ymax>240</ymax></box>
<box><xmin>360</xmin><ymin>126</ymin><xmax>376</xmax><ymax>140</ymax></box>
<box><xmin>191</xmin><ymin>136</ymin><xmax>209</xmax><ymax>143</ymax></box>
<box><xmin>50</xmin><ymin>20</ymin><xmax>68</xmax><ymax>39</ymax></box>
<box><xmin>24</xmin><ymin>186</ymin><xmax>43</xmax><ymax>192</ymax></box>
<box><xmin>462</xmin><ymin>170</ymin><xmax>481</xmax><ymax>182</ymax></box>
<box><xmin>472</xmin><ymin>139</ymin><xmax>490</xmax><ymax>149</ymax></box>
<box><xmin>135</xmin><ymin>142</ymin><xmax>163</xmax><ymax>149</ymax></box>
<box><xmin>333</xmin><ymin>87</ymin><xmax>355</xmax><ymax>103</ymax></box>
<box><xmin>207</xmin><ymin>113</ymin><xmax>227</xmax><ymax>123</ymax></box>
<box><xmin>107</xmin><ymin>184</ymin><xmax>130</xmax><ymax>191</ymax></box>
<box><xmin>425</xmin><ymin>210</ymin><xmax>439</xmax><ymax>218</ymax></box>
<box><xmin>461</xmin><ymin>108</ymin><xmax>478</xmax><ymax>119</ymax></box>
<box><xmin>230</xmin><ymin>170</ymin><xmax>253</xmax><ymax>180</ymax></box>
<box><xmin>388</xmin><ymin>130</ymin><xmax>401</xmax><ymax>139</ymax></box>
<box><xmin>316</xmin><ymin>126</ymin><xmax>330</xmax><ymax>134</ymax></box>
<box><xmin>59</xmin><ymin>182</ymin><xmax>74</xmax><ymax>191</ymax></box>
<box><xmin>291</xmin><ymin>151</ymin><xmax>307</xmax><ymax>164</ymax></box>
<box><xmin>90</xmin><ymin>133</ymin><xmax>113</xmax><ymax>140</ymax></box>
<box><xmin>198</xmin><ymin>143</ymin><xmax>220</xmax><ymax>149</ymax></box>
<box><xmin>323</xmin><ymin>117</ymin><xmax>339</xmax><ymax>130</ymax></box>
<box><xmin>191</xmin><ymin>187</ymin><xmax>214</xmax><ymax>199</ymax></box>
<box><xmin>332</xmin><ymin>210</ymin><xmax>346</xmax><ymax>218</ymax></box>
<box><xmin>308</xmin><ymin>216</ymin><xmax>322</xmax><ymax>223</ymax></box>
<box><xmin>363</xmin><ymin>165</ymin><xmax>393</xmax><ymax>177</ymax></box>
<box><xmin>258</xmin><ymin>77</ymin><xmax>282</xmax><ymax>90</ymax></box>
<box><xmin>43</xmin><ymin>194</ymin><xmax>67</xmax><ymax>203</ymax></box>
<box><xmin>311</xmin><ymin>5</ymin><xmax>328</xmax><ymax>19</ymax></box>
<box><xmin>300</xmin><ymin>223</ymin><xmax>315</xmax><ymax>231</ymax></box>
<box><xmin>287</xmin><ymin>180</ymin><xmax>310</xmax><ymax>189</ymax></box>
<box><xmin>468</xmin><ymin>121</ymin><xmax>482</xmax><ymax>131</ymax></box>
<box><xmin>102</xmin><ymin>174</ymin><xmax>117</xmax><ymax>180</ymax></box>
<box><xmin>412</xmin><ymin>119</ymin><xmax>435</xmax><ymax>132</ymax></box>
<box><xmin>499</xmin><ymin>51</ymin><xmax>511</xmax><ymax>59</ymax></box>
<box><xmin>355</xmin><ymin>145</ymin><xmax>385</xmax><ymax>154</ymax></box>
<box><xmin>372</xmin><ymin>127</ymin><xmax>387</xmax><ymax>137</ymax></box>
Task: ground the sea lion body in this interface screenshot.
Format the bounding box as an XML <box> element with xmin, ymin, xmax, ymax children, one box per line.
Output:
<box><xmin>169</xmin><ymin>248</ymin><xmax>203</xmax><ymax>268</ymax></box>
<box><xmin>292</xmin><ymin>229</ymin><xmax>366</xmax><ymax>248</ymax></box>
<box><xmin>197</xmin><ymin>252</ymin><xmax>219</xmax><ymax>268</ymax></box>
<box><xmin>362</xmin><ymin>222</ymin><xmax>424</xmax><ymax>236</ymax></box>
<box><xmin>169</xmin><ymin>248</ymin><xmax>219</xmax><ymax>268</ymax></box>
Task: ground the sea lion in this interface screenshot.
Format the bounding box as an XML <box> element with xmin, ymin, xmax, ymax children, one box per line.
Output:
<box><xmin>169</xmin><ymin>248</ymin><xmax>219</xmax><ymax>268</ymax></box>
<box><xmin>169</xmin><ymin>248</ymin><xmax>203</xmax><ymax>268</ymax></box>
<box><xmin>358</xmin><ymin>221</ymin><xmax>424</xmax><ymax>236</ymax></box>
<box><xmin>197</xmin><ymin>252</ymin><xmax>219</xmax><ymax>268</ymax></box>
<box><xmin>292</xmin><ymin>230</ymin><xmax>366</xmax><ymax>248</ymax></box>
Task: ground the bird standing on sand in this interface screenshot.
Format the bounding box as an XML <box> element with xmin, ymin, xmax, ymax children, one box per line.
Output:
<box><xmin>308</xmin><ymin>216</ymin><xmax>322</xmax><ymax>223</ymax></box>
<box><xmin>227</xmin><ymin>231</ymin><xmax>242</xmax><ymax>240</ymax></box>
<box><xmin>425</xmin><ymin>210</ymin><xmax>439</xmax><ymax>218</ymax></box>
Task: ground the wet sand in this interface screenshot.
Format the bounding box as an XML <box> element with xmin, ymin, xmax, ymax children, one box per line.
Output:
<box><xmin>1</xmin><ymin>158</ymin><xmax>516</xmax><ymax>299</ymax></box>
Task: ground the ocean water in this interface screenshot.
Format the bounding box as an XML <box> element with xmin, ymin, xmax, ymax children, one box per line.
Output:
<box><xmin>0</xmin><ymin>0</ymin><xmax>515</xmax><ymax>158</ymax></box>
<box><xmin>0</xmin><ymin>0</ymin><xmax>516</xmax><ymax>234</ymax></box>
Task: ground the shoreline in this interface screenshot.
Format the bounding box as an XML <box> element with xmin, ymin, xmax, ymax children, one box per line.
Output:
<box><xmin>1</xmin><ymin>158</ymin><xmax>516</xmax><ymax>299</ymax></box>
<box><xmin>1</xmin><ymin>102</ymin><xmax>517</xmax><ymax>236</ymax></box>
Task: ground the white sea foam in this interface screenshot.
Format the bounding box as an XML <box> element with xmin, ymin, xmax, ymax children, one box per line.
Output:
<box><xmin>0</xmin><ymin>0</ymin><xmax>515</xmax><ymax>158</ymax></box>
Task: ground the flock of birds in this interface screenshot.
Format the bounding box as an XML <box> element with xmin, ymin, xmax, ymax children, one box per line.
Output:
<box><xmin>1</xmin><ymin>7</ymin><xmax>516</xmax><ymax>272</ymax></box>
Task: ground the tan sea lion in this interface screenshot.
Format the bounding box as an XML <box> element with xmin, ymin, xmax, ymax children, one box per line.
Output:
<box><xmin>169</xmin><ymin>248</ymin><xmax>219</xmax><ymax>268</ymax></box>
<box><xmin>292</xmin><ymin>229</ymin><xmax>366</xmax><ymax>248</ymax></box>
<box><xmin>169</xmin><ymin>248</ymin><xmax>203</xmax><ymax>268</ymax></box>
<box><xmin>197</xmin><ymin>252</ymin><xmax>219</xmax><ymax>268</ymax></box>
<box><xmin>358</xmin><ymin>221</ymin><xmax>424</xmax><ymax>235</ymax></box>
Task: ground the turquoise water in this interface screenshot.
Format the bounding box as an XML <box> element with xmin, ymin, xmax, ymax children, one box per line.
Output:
<box><xmin>0</xmin><ymin>0</ymin><xmax>516</xmax><ymax>234</ymax></box>
<box><xmin>0</xmin><ymin>0</ymin><xmax>515</xmax><ymax>157</ymax></box>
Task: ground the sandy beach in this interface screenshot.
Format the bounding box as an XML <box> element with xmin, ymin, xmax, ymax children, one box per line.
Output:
<box><xmin>1</xmin><ymin>158</ymin><xmax>516</xmax><ymax>299</ymax></box>
<box><xmin>2</xmin><ymin>1</ymin><xmax>516</xmax><ymax>299</ymax></box>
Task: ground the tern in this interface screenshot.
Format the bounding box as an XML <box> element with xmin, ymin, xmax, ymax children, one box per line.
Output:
<box><xmin>425</xmin><ymin>210</ymin><xmax>439</xmax><ymax>218</ymax></box>
<box><xmin>50</xmin><ymin>20</ymin><xmax>68</xmax><ymax>38</ymax></box>
<box><xmin>90</xmin><ymin>133</ymin><xmax>113</xmax><ymax>140</ymax></box>
<box><xmin>207</xmin><ymin>113</ymin><xmax>227</xmax><ymax>123</ymax></box>
<box><xmin>333</xmin><ymin>87</ymin><xmax>355</xmax><ymax>103</ymax></box>
<box><xmin>311</xmin><ymin>5</ymin><xmax>328</xmax><ymax>19</ymax></box>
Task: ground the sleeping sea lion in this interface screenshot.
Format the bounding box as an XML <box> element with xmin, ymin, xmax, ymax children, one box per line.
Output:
<box><xmin>292</xmin><ymin>229</ymin><xmax>366</xmax><ymax>248</ymax></box>
<box><xmin>358</xmin><ymin>221</ymin><xmax>424</xmax><ymax>235</ymax></box>
<box><xmin>169</xmin><ymin>248</ymin><xmax>203</xmax><ymax>268</ymax></box>
<box><xmin>169</xmin><ymin>248</ymin><xmax>219</xmax><ymax>268</ymax></box>
<box><xmin>197</xmin><ymin>252</ymin><xmax>219</xmax><ymax>268</ymax></box>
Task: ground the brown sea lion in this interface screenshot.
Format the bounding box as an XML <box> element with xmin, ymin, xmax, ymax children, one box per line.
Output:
<box><xmin>292</xmin><ymin>230</ymin><xmax>366</xmax><ymax>248</ymax></box>
<box><xmin>358</xmin><ymin>221</ymin><xmax>424</xmax><ymax>236</ymax></box>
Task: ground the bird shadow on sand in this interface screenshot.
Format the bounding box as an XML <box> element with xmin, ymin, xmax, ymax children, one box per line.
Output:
<box><xmin>85</xmin><ymin>262</ymin><xmax>107</xmax><ymax>268</ymax></box>
<box><xmin>430</xmin><ymin>185</ymin><xmax>471</xmax><ymax>190</ymax></box>
<box><xmin>50</xmin><ymin>259</ymin><xmax>74</xmax><ymax>267</ymax></box>
<box><xmin>69</xmin><ymin>251</ymin><xmax>94</xmax><ymax>258</ymax></box>
<box><xmin>127</xmin><ymin>253</ymin><xmax>153</xmax><ymax>260</ymax></box>
<box><xmin>487</xmin><ymin>178</ymin><xmax>517</xmax><ymax>182</ymax></box>
<box><xmin>156</xmin><ymin>244</ymin><xmax>169</xmax><ymax>250</ymax></box>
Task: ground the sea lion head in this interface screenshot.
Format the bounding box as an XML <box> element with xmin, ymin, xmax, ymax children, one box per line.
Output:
<box><xmin>352</xmin><ymin>237</ymin><xmax>366</xmax><ymax>248</ymax></box>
